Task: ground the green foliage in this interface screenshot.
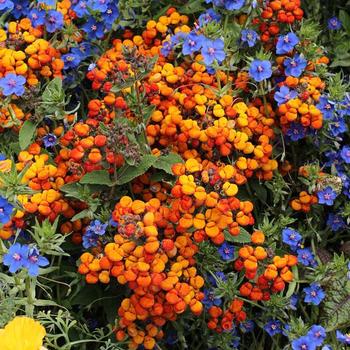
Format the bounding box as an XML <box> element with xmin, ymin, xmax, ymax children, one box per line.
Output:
<box><xmin>19</xmin><ymin>120</ymin><xmax>37</xmax><ymax>150</ymax></box>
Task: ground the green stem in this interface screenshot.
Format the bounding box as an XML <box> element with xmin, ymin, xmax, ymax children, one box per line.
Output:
<box><xmin>25</xmin><ymin>276</ymin><xmax>36</xmax><ymax>318</ymax></box>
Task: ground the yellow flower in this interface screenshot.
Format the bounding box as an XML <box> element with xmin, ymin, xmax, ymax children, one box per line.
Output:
<box><xmin>0</xmin><ymin>316</ymin><xmax>46</xmax><ymax>350</ymax></box>
<box><xmin>0</xmin><ymin>159</ymin><xmax>11</xmax><ymax>173</ymax></box>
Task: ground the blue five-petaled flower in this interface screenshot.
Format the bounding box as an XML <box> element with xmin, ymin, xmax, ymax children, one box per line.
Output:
<box><xmin>0</xmin><ymin>73</ymin><xmax>26</xmax><ymax>96</ymax></box>
<box><xmin>249</xmin><ymin>59</ymin><xmax>272</xmax><ymax>82</ymax></box>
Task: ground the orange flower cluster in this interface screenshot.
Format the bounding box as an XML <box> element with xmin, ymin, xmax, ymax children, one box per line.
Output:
<box><xmin>75</xmin><ymin>7</ymin><xmax>300</xmax><ymax>348</ymax></box>
<box><xmin>207</xmin><ymin>299</ymin><xmax>246</xmax><ymax>333</ymax></box>
<box><xmin>235</xmin><ymin>231</ymin><xmax>297</xmax><ymax>301</ymax></box>
<box><xmin>15</xmin><ymin>145</ymin><xmax>74</xmax><ymax>221</ymax></box>
<box><xmin>0</xmin><ymin>20</ymin><xmax>63</xmax><ymax>82</ymax></box>
<box><xmin>277</xmin><ymin>75</ymin><xmax>325</xmax><ymax>132</ymax></box>
<box><xmin>290</xmin><ymin>191</ymin><xmax>318</xmax><ymax>212</ymax></box>
<box><xmin>171</xmin><ymin>159</ymin><xmax>254</xmax><ymax>244</ymax></box>
<box><xmin>258</xmin><ymin>0</ymin><xmax>304</xmax><ymax>42</ymax></box>
<box><xmin>55</xmin><ymin>121</ymin><xmax>125</xmax><ymax>183</ymax></box>
<box><xmin>78</xmin><ymin>196</ymin><xmax>204</xmax><ymax>349</ymax></box>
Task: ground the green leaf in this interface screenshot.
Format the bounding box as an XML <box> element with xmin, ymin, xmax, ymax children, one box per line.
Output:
<box><xmin>330</xmin><ymin>58</ymin><xmax>350</xmax><ymax>67</ymax></box>
<box><xmin>179</xmin><ymin>0</ymin><xmax>205</xmax><ymax>14</ymax></box>
<box><xmin>79</xmin><ymin>170</ymin><xmax>112</xmax><ymax>186</ymax></box>
<box><xmin>114</xmin><ymin>154</ymin><xmax>157</xmax><ymax>185</ymax></box>
<box><xmin>153</xmin><ymin>153</ymin><xmax>184</xmax><ymax>175</ymax></box>
<box><xmin>250</xmin><ymin>180</ymin><xmax>268</xmax><ymax>203</ymax></box>
<box><xmin>60</xmin><ymin>183</ymin><xmax>82</xmax><ymax>198</ymax></box>
<box><xmin>42</xmin><ymin>77</ymin><xmax>63</xmax><ymax>102</ymax></box>
<box><xmin>142</xmin><ymin>104</ymin><xmax>156</xmax><ymax>124</ymax></box>
<box><xmin>286</xmin><ymin>266</ymin><xmax>298</xmax><ymax>298</ymax></box>
<box><xmin>339</xmin><ymin>10</ymin><xmax>350</xmax><ymax>36</ymax></box>
<box><xmin>224</xmin><ymin>227</ymin><xmax>251</xmax><ymax>244</ymax></box>
<box><xmin>19</xmin><ymin>120</ymin><xmax>37</xmax><ymax>150</ymax></box>
<box><xmin>71</xmin><ymin>209</ymin><xmax>93</xmax><ymax>221</ymax></box>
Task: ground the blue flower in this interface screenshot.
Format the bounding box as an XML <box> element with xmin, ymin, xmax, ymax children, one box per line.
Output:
<box><xmin>328</xmin><ymin>17</ymin><xmax>342</xmax><ymax>30</ymax></box>
<box><xmin>25</xmin><ymin>246</ymin><xmax>49</xmax><ymax>276</ymax></box>
<box><xmin>286</xmin><ymin>123</ymin><xmax>307</xmax><ymax>141</ymax></box>
<box><xmin>307</xmin><ymin>325</ymin><xmax>326</xmax><ymax>346</ymax></box>
<box><xmin>72</xmin><ymin>1</ymin><xmax>90</xmax><ymax>17</ymax></box>
<box><xmin>276</xmin><ymin>32</ymin><xmax>299</xmax><ymax>54</ymax></box>
<box><xmin>103</xmin><ymin>3</ymin><xmax>119</xmax><ymax>27</ymax></box>
<box><xmin>182</xmin><ymin>33</ymin><xmax>204</xmax><ymax>55</ymax></box>
<box><xmin>0</xmin><ymin>196</ymin><xmax>13</xmax><ymax>224</ymax></box>
<box><xmin>218</xmin><ymin>242</ymin><xmax>235</xmax><ymax>261</ymax></box>
<box><xmin>289</xmin><ymin>293</ymin><xmax>298</xmax><ymax>310</ymax></box>
<box><xmin>71</xmin><ymin>42</ymin><xmax>96</xmax><ymax>59</ymax></box>
<box><xmin>297</xmin><ymin>248</ymin><xmax>317</xmax><ymax>267</ymax></box>
<box><xmin>241</xmin><ymin>29</ymin><xmax>258</xmax><ymax>47</ymax></box>
<box><xmin>201</xmin><ymin>38</ymin><xmax>225</xmax><ymax>65</ymax></box>
<box><xmin>0</xmin><ymin>0</ymin><xmax>13</xmax><ymax>11</ymax></box>
<box><xmin>339</xmin><ymin>93</ymin><xmax>350</xmax><ymax>117</ymax></box>
<box><xmin>329</xmin><ymin>116</ymin><xmax>347</xmax><ymax>137</ymax></box>
<box><xmin>224</xmin><ymin>0</ymin><xmax>245</xmax><ymax>11</ymax></box>
<box><xmin>317</xmin><ymin>186</ymin><xmax>337</xmax><ymax>206</ymax></box>
<box><xmin>13</xmin><ymin>0</ymin><xmax>29</xmax><ymax>19</ymax></box>
<box><xmin>340</xmin><ymin>145</ymin><xmax>350</xmax><ymax>164</ymax></box>
<box><xmin>161</xmin><ymin>41</ymin><xmax>172</xmax><ymax>57</ymax></box>
<box><xmin>29</xmin><ymin>8</ymin><xmax>46</xmax><ymax>27</ymax></box>
<box><xmin>198</xmin><ymin>9</ymin><xmax>221</xmax><ymax>27</ymax></box>
<box><xmin>282</xmin><ymin>228</ymin><xmax>302</xmax><ymax>249</ymax></box>
<box><xmin>62</xmin><ymin>52</ymin><xmax>81</xmax><ymax>69</ymax></box>
<box><xmin>202</xmin><ymin>289</ymin><xmax>222</xmax><ymax>308</ymax></box>
<box><xmin>82</xmin><ymin>18</ymin><xmax>105</xmax><ymax>39</ymax></box>
<box><xmin>0</xmin><ymin>73</ymin><xmax>26</xmax><ymax>96</ymax></box>
<box><xmin>82</xmin><ymin>232</ymin><xmax>99</xmax><ymax>249</ymax></box>
<box><xmin>42</xmin><ymin>134</ymin><xmax>57</xmax><ymax>148</ymax></box>
<box><xmin>323</xmin><ymin>150</ymin><xmax>343</xmax><ymax>170</ymax></box>
<box><xmin>87</xmin><ymin>220</ymin><xmax>107</xmax><ymax>235</ymax></box>
<box><xmin>284</xmin><ymin>54</ymin><xmax>307</xmax><ymax>77</ymax></box>
<box><xmin>303</xmin><ymin>283</ymin><xmax>325</xmax><ymax>305</ymax></box>
<box><xmin>88</xmin><ymin>0</ymin><xmax>108</xmax><ymax>13</ymax></box>
<box><xmin>264</xmin><ymin>320</ymin><xmax>283</xmax><ymax>336</ymax></box>
<box><xmin>292</xmin><ymin>336</ymin><xmax>317</xmax><ymax>350</ymax></box>
<box><xmin>321</xmin><ymin>345</ymin><xmax>332</xmax><ymax>350</ymax></box>
<box><xmin>239</xmin><ymin>320</ymin><xmax>255</xmax><ymax>333</ymax></box>
<box><xmin>249</xmin><ymin>59</ymin><xmax>272</xmax><ymax>82</ymax></box>
<box><xmin>336</xmin><ymin>330</ymin><xmax>350</xmax><ymax>345</ymax></box>
<box><xmin>316</xmin><ymin>97</ymin><xmax>335</xmax><ymax>120</ymax></box>
<box><xmin>208</xmin><ymin>271</ymin><xmax>227</xmax><ymax>287</ymax></box>
<box><xmin>45</xmin><ymin>10</ymin><xmax>64</xmax><ymax>33</ymax></box>
<box><xmin>274</xmin><ymin>86</ymin><xmax>297</xmax><ymax>106</ymax></box>
<box><xmin>327</xmin><ymin>213</ymin><xmax>346</xmax><ymax>231</ymax></box>
<box><xmin>3</xmin><ymin>243</ymin><xmax>29</xmax><ymax>273</ymax></box>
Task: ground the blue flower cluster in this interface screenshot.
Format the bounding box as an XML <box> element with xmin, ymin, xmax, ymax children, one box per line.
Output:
<box><xmin>282</xmin><ymin>228</ymin><xmax>317</xmax><ymax>267</ymax></box>
<box><xmin>3</xmin><ymin>243</ymin><xmax>49</xmax><ymax>276</ymax></box>
<box><xmin>162</xmin><ymin>29</ymin><xmax>226</xmax><ymax>68</ymax></box>
<box><xmin>292</xmin><ymin>325</ymin><xmax>326</xmax><ymax>350</ymax></box>
<box><xmin>82</xmin><ymin>219</ymin><xmax>107</xmax><ymax>248</ymax></box>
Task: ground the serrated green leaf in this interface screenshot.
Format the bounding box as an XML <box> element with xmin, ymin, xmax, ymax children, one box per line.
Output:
<box><xmin>153</xmin><ymin>153</ymin><xmax>184</xmax><ymax>175</ymax></box>
<box><xmin>79</xmin><ymin>170</ymin><xmax>112</xmax><ymax>186</ymax></box>
<box><xmin>19</xmin><ymin>120</ymin><xmax>37</xmax><ymax>150</ymax></box>
<box><xmin>115</xmin><ymin>154</ymin><xmax>157</xmax><ymax>185</ymax></box>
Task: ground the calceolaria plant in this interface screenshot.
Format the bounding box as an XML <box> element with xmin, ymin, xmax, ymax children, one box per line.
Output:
<box><xmin>0</xmin><ymin>0</ymin><xmax>349</xmax><ymax>350</ymax></box>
